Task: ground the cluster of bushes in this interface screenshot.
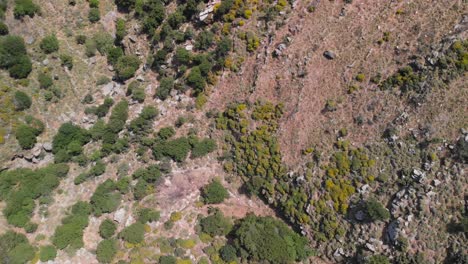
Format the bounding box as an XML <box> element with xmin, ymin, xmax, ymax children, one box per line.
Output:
<box><xmin>90</xmin><ymin>179</ymin><xmax>122</xmax><ymax>216</ymax></box>
<box><xmin>132</xmin><ymin>164</ymin><xmax>162</xmax><ymax>200</ymax></box>
<box><xmin>15</xmin><ymin>115</ymin><xmax>44</xmax><ymax>149</ymax></box>
<box><xmin>0</xmin><ymin>231</ymin><xmax>36</xmax><ymax>264</ymax></box>
<box><xmin>52</xmin><ymin>122</ymin><xmax>91</xmax><ymax>162</ymax></box>
<box><xmin>364</xmin><ymin>198</ymin><xmax>390</xmax><ymax>221</ymax></box>
<box><xmin>52</xmin><ymin>201</ymin><xmax>91</xmax><ymax>250</ymax></box>
<box><xmin>88</xmin><ymin>0</ymin><xmax>100</xmax><ymax>22</ymax></box>
<box><xmin>0</xmin><ymin>163</ymin><xmax>69</xmax><ymax>228</ymax></box>
<box><xmin>96</xmin><ymin>219</ymin><xmax>118</xmax><ymax>263</ymax></box>
<box><xmin>126</xmin><ymin>81</ymin><xmax>145</xmax><ymax>102</ymax></box>
<box><xmin>86</xmin><ymin>97</ymin><xmax>114</xmax><ymax>117</ymax></box>
<box><xmin>225</xmin><ymin>214</ymin><xmax>310</xmax><ymax>263</ymax></box>
<box><xmin>152</xmin><ymin>135</ymin><xmax>216</xmax><ymax>163</ymax></box>
<box><xmin>128</xmin><ymin>105</ymin><xmax>158</xmax><ymax>136</ymax></box>
<box><xmin>0</xmin><ymin>35</ymin><xmax>32</xmax><ymax>78</ymax></box>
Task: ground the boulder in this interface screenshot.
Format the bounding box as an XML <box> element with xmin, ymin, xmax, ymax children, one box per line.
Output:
<box><xmin>324</xmin><ymin>50</ymin><xmax>336</xmax><ymax>60</ymax></box>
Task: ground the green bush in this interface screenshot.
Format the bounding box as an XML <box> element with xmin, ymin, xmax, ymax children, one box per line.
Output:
<box><xmin>38</xmin><ymin>72</ymin><xmax>53</xmax><ymax>88</ymax></box>
<box><xmin>191</xmin><ymin>138</ymin><xmax>216</xmax><ymax>158</ymax></box>
<box><xmin>174</xmin><ymin>47</ymin><xmax>191</xmax><ymax>65</ymax></box>
<box><xmin>199</xmin><ymin>209</ymin><xmax>232</xmax><ymax>237</ymax></box>
<box><xmin>107</xmin><ymin>46</ymin><xmax>123</xmax><ymax>65</ymax></box>
<box><xmin>0</xmin><ymin>231</ymin><xmax>33</xmax><ymax>262</ymax></box>
<box><xmin>89</xmin><ymin>0</ymin><xmax>99</xmax><ymax>8</ymax></box>
<box><xmin>159</xmin><ymin>255</ymin><xmax>177</xmax><ymax>264</ymax></box>
<box><xmin>186</xmin><ymin>66</ymin><xmax>205</xmax><ymax>93</ymax></box>
<box><xmin>365</xmin><ymin>198</ymin><xmax>390</xmax><ymax>221</ymax></box>
<box><xmin>8</xmin><ymin>55</ymin><xmax>32</xmax><ymax>78</ymax></box>
<box><xmin>201</xmin><ymin>179</ymin><xmax>229</xmax><ymax>204</ymax></box>
<box><xmin>52</xmin><ymin>201</ymin><xmax>91</xmax><ymax>249</ymax></box>
<box><xmin>39</xmin><ymin>245</ymin><xmax>57</xmax><ymax>262</ymax></box>
<box><xmin>116</xmin><ymin>18</ymin><xmax>126</xmax><ymax>42</ymax></box>
<box><xmin>153</xmin><ymin>137</ymin><xmax>191</xmax><ymax>162</ymax></box>
<box><xmin>90</xmin><ymin>179</ymin><xmax>121</xmax><ymax>216</ymax></box>
<box><xmin>13</xmin><ymin>91</ymin><xmax>32</xmax><ymax>111</ymax></box>
<box><xmin>40</xmin><ymin>35</ymin><xmax>59</xmax><ymax>54</ymax></box>
<box><xmin>195</xmin><ymin>30</ymin><xmax>214</xmax><ymax>51</ymax></box>
<box><xmin>6</xmin><ymin>241</ymin><xmax>36</xmax><ymax>264</ymax></box>
<box><xmin>15</xmin><ymin>124</ymin><xmax>38</xmax><ymax>149</ymax></box>
<box><xmin>220</xmin><ymin>244</ymin><xmax>237</xmax><ymax>262</ymax></box>
<box><xmin>115</xmin><ymin>0</ymin><xmax>136</xmax><ymax>11</ymax></box>
<box><xmin>133</xmin><ymin>178</ymin><xmax>148</xmax><ymax>200</ymax></box>
<box><xmin>99</xmin><ymin>219</ymin><xmax>117</xmax><ymax>239</ymax></box>
<box><xmin>128</xmin><ymin>106</ymin><xmax>158</xmax><ymax>136</ymax></box>
<box><xmin>132</xmin><ymin>164</ymin><xmax>161</xmax><ymax>183</ymax></box>
<box><xmin>232</xmin><ymin>214</ymin><xmax>310</xmax><ymax>263</ymax></box>
<box><xmin>157</xmin><ymin>126</ymin><xmax>175</xmax><ymax>140</ymax></box>
<box><xmin>96</xmin><ymin>239</ymin><xmax>117</xmax><ymax>263</ymax></box>
<box><xmin>52</xmin><ymin>122</ymin><xmax>90</xmax><ymax>161</ymax></box>
<box><xmin>76</xmin><ymin>34</ymin><xmax>87</xmax><ymax>44</ymax></box>
<box><xmin>60</xmin><ymin>54</ymin><xmax>73</xmax><ymax>69</ymax></box>
<box><xmin>119</xmin><ymin>222</ymin><xmax>145</xmax><ymax>244</ymax></box>
<box><xmin>13</xmin><ymin>0</ymin><xmax>39</xmax><ymax>18</ymax></box>
<box><xmin>366</xmin><ymin>255</ymin><xmax>390</xmax><ymax>264</ymax></box>
<box><xmin>89</xmin><ymin>8</ymin><xmax>100</xmax><ymax>22</ymax></box>
<box><xmin>115</xmin><ymin>55</ymin><xmax>140</xmax><ymax>81</ymax></box>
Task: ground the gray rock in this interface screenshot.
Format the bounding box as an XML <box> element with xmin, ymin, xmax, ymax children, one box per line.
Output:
<box><xmin>323</xmin><ymin>51</ymin><xmax>336</xmax><ymax>60</ymax></box>
<box><xmin>25</xmin><ymin>36</ymin><xmax>35</xmax><ymax>45</ymax></box>
<box><xmin>365</xmin><ymin>243</ymin><xmax>376</xmax><ymax>252</ymax></box>
<box><xmin>43</xmin><ymin>142</ymin><xmax>53</xmax><ymax>152</ymax></box>
<box><xmin>114</xmin><ymin>208</ymin><xmax>126</xmax><ymax>224</ymax></box>
<box><xmin>355</xmin><ymin>210</ymin><xmax>365</xmax><ymax>221</ymax></box>
<box><xmin>42</xmin><ymin>59</ymin><xmax>49</xmax><ymax>66</ymax></box>
<box><xmin>136</xmin><ymin>75</ymin><xmax>144</xmax><ymax>82</ymax></box>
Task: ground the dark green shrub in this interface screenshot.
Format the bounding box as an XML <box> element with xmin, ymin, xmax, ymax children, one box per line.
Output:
<box><xmin>8</xmin><ymin>55</ymin><xmax>32</xmax><ymax>79</ymax></box>
<box><xmin>13</xmin><ymin>90</ymin><xmax>31</xmax><ymax>110</ymax></box>
<box><xmin>7</xmin><ymin>242</ymin><xmax>36</xmax><ymax>264</ymax></box>
<box><xmin>90</xmin><ymin>179</ymin><xmax>121</xmax><ymax>216</ymax></box>
<box><xmin>366</xmin><ymin>255</ymin><xmax>390</xmax><ymax>264</ymax></box>
<box><xmin>15</xmin><ymin>124</ymin><xmax>38</xmax><ymax>149</ymax></box>
<box><xmin>107</xmin><ymin>100</ymin><xmax>128</xmax><ymax>134</ymax></box>
<box><xmin>40</xmin><ymin>35</ymin><xmax>59</xmax><ymax>54</ymax></box>
<box><xmin>116</xmin><ymin>18</ymin><xmax>126</xmax><ymax>43</ymax></box>
<box><xmin>115</xmin><ymin>55</ymin><xmax>140</xmax><ymax>81</ymax></box>
<box><xmin>153</xmin><ymin>137</ymin><xmax>191</xmax><ymax>162</ymax></box>
<box><xmin>157</xmin><ymin>126</ymin><xmax>175</xmax><ymax>140</ymax></box>
<box><xmin>119</xmin><ymin>222</ymin><xmax>145</xmax><ymax>244</ymax></box>
<box><xmin>186</xmin><ymin>66</ymin><xmax>205</xmax><ymax>93</ymax></box>
<box><xmin>155</xmin><ymin>77</ymin><xmax>174</xmax><ymax>100</ymax></box>
<box><xmin>13</xmin><ymin>0</ymin><xmax>39</xmax><ymax>18</ymax></box>
<box><xmin>60</xmin><ymin>54</ymin><xmax>73</xmax><ymax>69</ymax></box>
<box><xmin>138</xmin><ymin>208</ymin><xmax>160</xmax><ymax>223</ymax></box>
<box><xmin>52</xmin><ymin>201</ymin><xmax>91</xmax><ymax>250</ymax></box>
<box><xmin>195</xmin><ymin>30</ymin><xmax>214</xmax><ymax>51</ymax></box>
<box><xmin>199</xmin><ymin>209</ymin><xmax>232</xmax><ymax>237</ymax></box>
<box><xmin>201</xmin><ymin>179</ymin><xmax>229</xmax><ymax>204</ymax></box>
<box><xmin>38</xmin><ymin>72</ymin><xmax>53</xmax><ymax>88</ymax></box>
<box><xmin>89</xmin><ymin>0</ymin><xmax>99</xmax><ymax>8</ymax></box>
<box><xmin>191</xmin><ymin>138</ymin><xmax>216</xmax><ymax>158</ymax></box>
<box><xmin>96</xmin><ymin>239</ymin><xmax>117</xmax><ymax>263</ymax></box>
<box><xmin>0</xmin><ymin>21</ymin><xmax>8</xmax><ymax>35</ymax></box>
<box><xmin>99</xmin><ymin>219</ymin><xmax>117</xmax><ymax>239</ymax></box>
<box><xmin>76</xmin><ymin>34</ymin><xmax>87</xmax><ymax>44</ymax></box>
<box><xmin>39</xmin><ymin>245</ymin><xmax>57</xmax><ymax>261</ymax></box>
<box><xmin>107</xmin><ymin>46</ymin><xmax>123</xmax><ymax>65</ymax></box>
<box><xmin>89</xmin><ymin>8</ymin><xmax>100</xmax><ymax>22</ymax></box>
<box><xmin>133</xmin><ymin>179</ymin><xmax>148</xmax><ymax>200</ymax></box>
<box><xmin>159</xmin><ymin>255</ymin><xmax>177</xmax><ymax>264</ymax></box>
<box><xmin>232</xmin><ymin>214</ymin><xmax>310</xmax><ymax>263</ymax></box>
<box><xmin>365</xmin><ymin>198</ymin><xmax>390</xmax><ymax>221</ymax></box>
<box><xmin>115</xmin><ymin>0</ymin><xmax>136</xmax><ymax>11</ymax></box>
<box><xmin>93</xmin><ymin>32</ymin><xmax>114</xmax><ymax>55</ymax></box>
<box><xmin>220</xmin><ymin>244</ymin><xmax>237</xmax><ymax>262</ymax></box>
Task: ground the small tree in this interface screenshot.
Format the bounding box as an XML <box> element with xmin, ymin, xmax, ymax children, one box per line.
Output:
<box><xmin>40</xmin><ymin>35</ymin><xmax>59</xmax><ymax>54</ymax></box>
<box><xmin>13</xmin><ymin>0</ymin><xmax>40</xmax><ymax>18</ymax></box>
<box><xmin>201</xmin><ymin>179</ymin><xmax>229</xmax><ymax>204</ymax></box>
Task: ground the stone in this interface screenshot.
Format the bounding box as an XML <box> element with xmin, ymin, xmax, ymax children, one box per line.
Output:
<box><xmin>32</xmin><ymin>145</ymin><xmax>42</xmax><ymax>157</ymax></box>
<box><xmin>185</xmin><ymin>45</ymin><xmax>193</xmax><ymax>51</ymax></box>
<box><xmin>366</xmin><ymin>243</ymin><xmax>376</xmax><ymax>252</ymax></box>
<box><xmin>25</xmin><ymin>36</ymin><xmax>35</xmax><ymax>45</ymax></box>
<box><xmin>136</xmin><ymin>75</ymin><xmax>144</xmax><ymax>82</ymax></box>
<box><xmin>386</xmin><ymin>220</ymin><xmax>399</xmax><ymax>243</ymax></box>
<box><xmin>43</xmin><ymin>142</ymin><xmax>53</xmax><ymax>152</ymax></box>
<box><xmin>42</xmin><ymin>59</ymin><xmax>49</xmax><ymax>66</ymax></box>
<box><xmin>323</xmin><ymin>50</ymin><xmax>336</xmax><ymax>60</ymax></box>
<box><xmin>433</xmin><ymin>179</ymin><xmax>441</xmax><ymax>186</ymax></box>
<box><xmin>114</xmin><ymin>208</ymin><xmax>126</xmax><ymax>224</ymax></box>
